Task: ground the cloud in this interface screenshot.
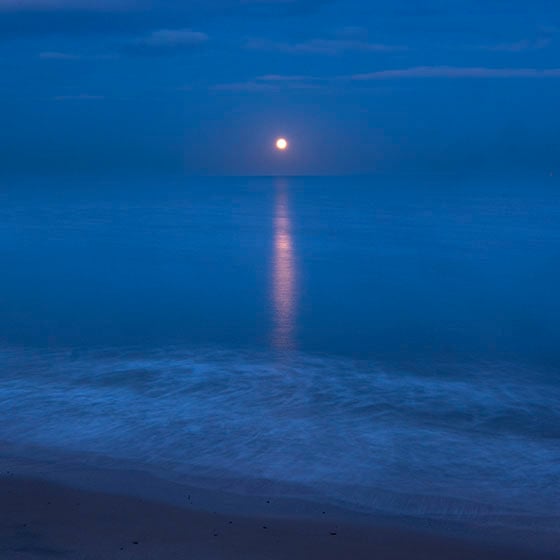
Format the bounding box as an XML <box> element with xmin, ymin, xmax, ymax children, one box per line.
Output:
<box><xmin>0</xmin><ymin>0</ymin><xmax>330</xmax><ymax>20</ymax></box>
<box><xmin>212</xmin><ymin>74</ymin><xmax>327</xmax><ymax>92</ymax></box>
<box><xmin>211</xmin><ymin>81</ymin><xmax>278</xmax><ymax>92</ymax></box>
<box><xmin>480</xmin><ymin>38</ymin><xmax>552</xmax><ymax>52</ymax></box>
<box><xmin>34</xmin><ymin>28</ymin><xmax>208</xmax><ymax>60</ymax></box>
<box><xmin>0</xmin><ymin>0</ymin><xmax>129</xmax><ymax>11</ymax></box>
<box><xmin>227</xmin><ymin>0</ymin><xmax>333</xmax><ymax>16</ymax></box>
<box><xmin>39</xmin><ymin>51</ymin><xmax>80</xmax><ymax>59</ymax></box>
<box><xmin>39</xmin><ymin>51</ymin><xmax>117</xmax><ymax>60</ymax></box>
<box><xmin>53</xmin><ymin>94</ymin><xmax>104</xmax><ymax>100</ymax></box>
<box><xmin>124</xmin><ymin>28</ymin><xmax>208</xmax><ymax>55</ymax></box>
<box><xmin>142</xmin><ymin>29</ymin><xmax>208</xmax><ymax>47</ymax></box>
<box><xmin>211</xmin><ymin>65</ymin><xmax>560</xmax><ymax>95</ymax></box>
<box><xmin>257</xmin><ymin>74</ymin><xmax>315</xmax><ymax>81</ymax></box>
<box><xmin>350</xmin><ymin>66</ymin><xmax>560</xmax><ymax>80</ymax></box>
<box><xmin>247</xmin><ymin>37</ymin><xmax>406</xmax><ymax>55</ymax></box>
<box><xmin>259</xmin><ymin>74</ymin><xmax>326</xmax><ymax>89</ymax></box>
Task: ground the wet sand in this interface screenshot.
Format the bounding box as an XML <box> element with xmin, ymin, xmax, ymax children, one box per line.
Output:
<box><xmin>1</xmin><ymin>474</ymin><xmax>556</xmax><ymax>560</ymax></box>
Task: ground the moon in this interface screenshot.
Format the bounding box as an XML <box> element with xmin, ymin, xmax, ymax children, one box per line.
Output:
<box><xmin>275</xmin><ymin>138</ymin><xmax>288</xmax><ymax>151</ymax></box>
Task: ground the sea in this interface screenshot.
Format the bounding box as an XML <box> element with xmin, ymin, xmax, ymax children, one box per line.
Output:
<box><xmin>1</xmin><ymin>175</ymin><xmax>559</xmax><ymax>536</ymax></box>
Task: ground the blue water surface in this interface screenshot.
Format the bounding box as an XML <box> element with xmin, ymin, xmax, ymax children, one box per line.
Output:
<box><xmin>1</xmin><ymin>175</ymin><xmax>559</xmax><ymax>526</ymax></box>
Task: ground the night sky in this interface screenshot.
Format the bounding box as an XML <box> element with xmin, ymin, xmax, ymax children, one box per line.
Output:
<box><xmin>1</xmin><ymin>0</ymin><xmax>560</xmax><ymax>176</ymax></box>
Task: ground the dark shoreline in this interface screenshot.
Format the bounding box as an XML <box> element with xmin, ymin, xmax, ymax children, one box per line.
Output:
<box><xmin>1</xmin><ymin>470</ymin><xmax>558</xmax><ymax>560</ymax></box>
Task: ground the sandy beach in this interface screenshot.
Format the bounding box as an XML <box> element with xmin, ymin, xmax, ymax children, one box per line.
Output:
<box><xmin>1</xmin><ymin>471</ymin><xmax>557</xmax><ymax>560</ymax></box>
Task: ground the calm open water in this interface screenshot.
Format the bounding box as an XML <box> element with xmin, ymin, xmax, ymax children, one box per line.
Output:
<box><xmin>1</xmin><ymin>175</ymin><xmax>559</xmax><ymax>528</ymax></box>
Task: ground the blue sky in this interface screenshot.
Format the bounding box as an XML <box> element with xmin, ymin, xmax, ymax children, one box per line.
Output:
<box><xmin>1</xmin><ymin>0</ymin><xmax>560</xmax><ymax>175</ymax></box>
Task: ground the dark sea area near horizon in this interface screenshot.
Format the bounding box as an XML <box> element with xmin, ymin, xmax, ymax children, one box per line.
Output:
<box><xmin>1</xmin><ymin>175</ymin><xmax>559</xmax><ymax>543</ymax></box>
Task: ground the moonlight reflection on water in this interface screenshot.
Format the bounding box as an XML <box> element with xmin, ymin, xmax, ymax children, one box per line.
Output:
<box><xmin>272</xmin><ymin>180</ymin><xmax>296</xmax><ymax>350</ymax></box>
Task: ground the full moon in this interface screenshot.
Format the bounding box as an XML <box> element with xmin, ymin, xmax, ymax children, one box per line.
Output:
<box><xmin>275</xmin><ymin>138</ymin><xmax>288</xmax><ymax>150</ymax></box>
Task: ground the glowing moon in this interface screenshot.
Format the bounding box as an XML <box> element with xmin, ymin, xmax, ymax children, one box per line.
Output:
<box><xmin>275</xmin><ymin>138</ymin><xmax>288</xmax><ymax>150</ymax></box>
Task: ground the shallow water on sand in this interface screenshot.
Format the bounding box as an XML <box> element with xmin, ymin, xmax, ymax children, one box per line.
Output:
<box><xmin>1</xmin><ymin>345</ymin><xmax>559</xmax><ymax>527</ymax></box>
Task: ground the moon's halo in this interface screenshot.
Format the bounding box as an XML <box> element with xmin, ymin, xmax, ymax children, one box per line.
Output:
<box><xmin>275</xmin><ymin>137</ymin><xmax>288</xmax><ymax>150</ymax></box>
